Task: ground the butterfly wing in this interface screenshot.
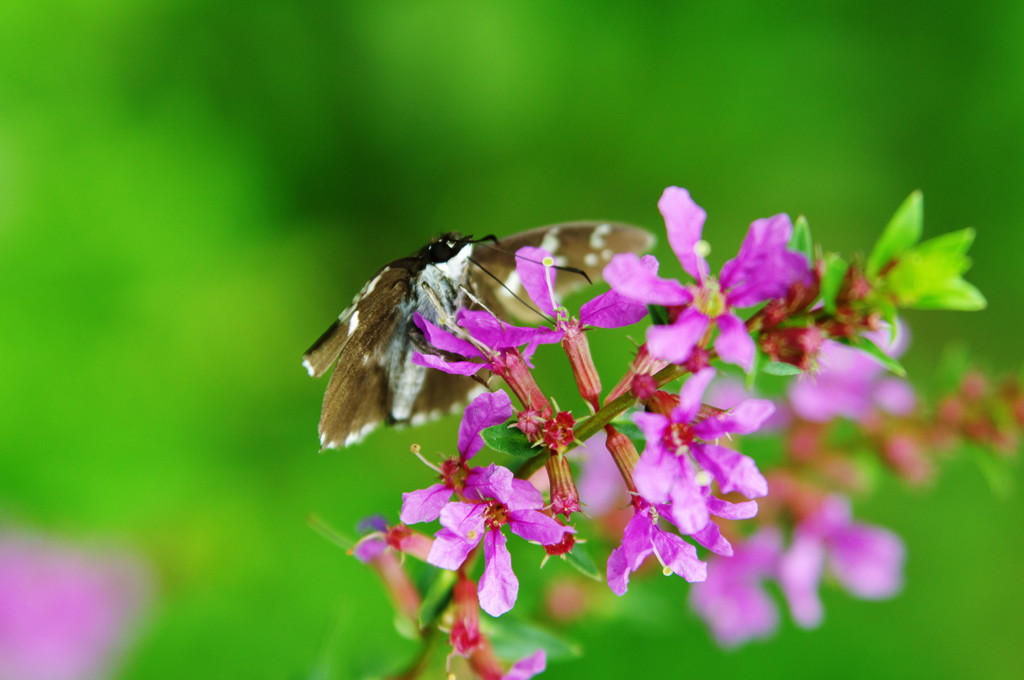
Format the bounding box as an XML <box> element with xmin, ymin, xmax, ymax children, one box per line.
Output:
<box><xmin>468</xmin><ymin>222</ymin><xmax>654</xmax><ymax>320</ymax></box>
<box><xmin>304</xmin><ymin>262</ymin><xmax>414</xmax><ymax>449</ymax></box>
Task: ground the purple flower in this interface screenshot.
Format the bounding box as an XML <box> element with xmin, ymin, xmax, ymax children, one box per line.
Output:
<box><xmin>606</xmin><ymin>497</ymin><xmax>707</xmax><ymax>596</ymax></box>
<box><xmin>411</xmin><ymin>309</ymin><xmax>561</xmax><ymax>378</ymax></box>
<box><xmin>400</xmin><ymin>391</ymin><xmax>513</xmax><ymax>525</ymax></box>
<box><xmin>0</xmin><ymin>531</ymin><xmax>149</xmax><ymax>680</ymax></box>
<box><xmin>632</xmin><ymin>368</ymin><xmax>772</xmax><ymax>538</ymax></box>
<box><xmin>778</xmin><ymin>496</ymin><xmax>905</xmax><ymax>627</ymax></box>
<box><xmin>789</xmin><ymin>325</ymin><xmax>916</xmax><ymax>423</ymax></box>
<box><xmin>352</xmin><ymin>516</ymin><xmax>389</xmax><ymax>563</ymax></box>
<box><xmin>690</xmin><ymin>529</ymin><xmax>783</xmax><ymax>648</ymax></box>
<box><xmin>605</xmin><ymin>187</ymin><xmax>810</xmax><ymax>371</ymax></box>
<box><xmin>515</xmin><ymin>246</ymin><xmax>648</xmax><ymax>331</ymax></box>
<box><xmin>426</xmin><ymin>467</ymin><xmax>573</xmax><ymax>616</ymax></box>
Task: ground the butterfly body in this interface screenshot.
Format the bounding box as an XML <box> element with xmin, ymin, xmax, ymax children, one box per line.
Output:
<box><xmin>304</xmin><ymin>224</ymin><xmax>653</xmax><ymax>449</ymax></box>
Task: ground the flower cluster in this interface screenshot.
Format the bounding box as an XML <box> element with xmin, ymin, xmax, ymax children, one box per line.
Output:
<box><xmin>691</xmin><ymin>495</ymin><xmax>904</xmax><ymax>646</ymax></box>
<box><xmin>328</xmin><ymin>186</ymin><xmax>993</xmax><ymax>678</ymax></box>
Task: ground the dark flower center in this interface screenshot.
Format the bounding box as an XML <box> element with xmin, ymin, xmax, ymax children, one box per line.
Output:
<box><xmin>484</xmin><ymin>501</ymin><xmax>509</xmax><ymax>529</ymax></box>
<box><xmin>663</xmin><ymin>422</ymin><xmax>695</xmax><ymax>454</ymax></box>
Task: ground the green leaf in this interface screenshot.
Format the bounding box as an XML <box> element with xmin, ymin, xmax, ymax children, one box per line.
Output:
<box><xmin>852</xmin><ymin>336</ymin><xmax>907</xmax><ymax>377</ymax></box>
<box><xmin>867</xmin><ymin>191</ymin><xmax>923</xmax><ymax>277</ymax></box>
<box><xmin>885</xmin><ymin>228</ymin><xmax>986</xmax><ymax>311</ymax></box>
<box><xmin>482</xmin><ymin>423</ymin><xmax>537</xmax><ymax>457</ymax></box>
<box><xmin>647</xmin><ymin>304</ymin><xmax>670</xmax><ymax>326</ymax></box>
<box><xmin>484</xmin><ymin>617</ymin><xmax>581</xmax><ymax>662</ymax></box>
<box><xmin>563</xmin><ymin>545</ymin><xmax>602</xmax><ymax>581</ymax></box>
<box><xmin>761</xmin><ymin>361</ymin><xmax>803</xmax><ymax>376</ymax></box>
<box><xmin>789</xmin><ymin>214</ymin><xmax>813</xmax><ymax>261</ymax></box>
<box><xmin>417</xmin><ymin>567</ymin><xmax>457</xmax><ymax>629</ymax></box>
<box><xmin>907</xmin><ymin>279</ymin><xmax>987</xmax><ymax>311</ymax></box>
<box><xmin>820</xmin><ymin>252</ymin><xmax>848</xmax><ymax>313</ymax></box>
<box><xmin>912</xmin><ymin>226</ymin><xmax>975</xmax><ymax>262</ymax></box>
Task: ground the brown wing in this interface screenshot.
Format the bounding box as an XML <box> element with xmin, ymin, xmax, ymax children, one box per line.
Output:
<box><xmin>304</xmin><ymin>264</ymin><xmax>412</xmax><ymax>449</ymax></box>
<box><xmin>468</xmin><ymin>222</ymin><xmax>654</xmax><ymax>321</ymax></box>
<box><xmin>406</xmin><ymin>369</ymin><xmax>488</xmax><ymax>428</ymax></box>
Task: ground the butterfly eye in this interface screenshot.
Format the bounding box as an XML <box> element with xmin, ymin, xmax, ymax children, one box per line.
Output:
<box><xmin>428</xmin><ymin>241</ymin><xmax>455</xmax><ymax>263</ymax></box>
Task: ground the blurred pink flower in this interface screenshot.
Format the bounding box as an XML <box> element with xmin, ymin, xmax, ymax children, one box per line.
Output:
<box><xmin>789</xmin><ymin>325</ymin><xmax>916</xmax><ymax>423</ymax></box>
<box><xmin>0</xmin><ymin>531</ymin><xmax>150</xmax><ymax>680</ymax></box>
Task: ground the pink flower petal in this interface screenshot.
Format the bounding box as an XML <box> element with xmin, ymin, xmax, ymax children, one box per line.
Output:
<box><xmin>659</xmin><ymin>186</ymin><xmax>710</xmax><ymax>281</ymax></box>
<box><xmin>508</xmin><ymin>510</ymin><xmax>573</xmax><ymax>545</ymax></box>
<box><xmin>458</xmin><ymin>391</ymin><xmax>514</xmax><ymax>459</ymax></box>
<box><xmin>400</xmin><ymin>483</ymin><xmax>452</xmax><ymax>525</ymax></box>
<box><xmin>651</xmin><ymin>529</ymin><xmax>707</xmax><ymax>582</ymax></box>
<box><xmin>502</xmin><ymin>650</ymin><xmax>547</xmax><ymax>680</ymax></box>
<box><xmin>647</xmin><ymin>308</ymin><xmax>708</xmax><ymax>364</ymax></box>
<box><xmin>413</xmin><ymin>312</ymin><xmax>480</xmax><ymax>357</ymax></box>
<box><xmin>827</xmin><ymin>525</ymin><xmax>905</xmax><ymax>599</ymax></box>
<box><xmin>604</xmin><ymin>253</ymin><xmax>691</xmax><ymax>306</ymax></box>
<box><xmin>668</xmin><ymin>477</ymin><xmax>711</xmax><ymax>535</ymax></box>
<box><xmin>439</xmin><ymin>502</ymin><xmax>487</xmax><ymax>540</ymax></box>
<box><xmin>633</xmin><ymin>447</ymin><xmax>677</xmax><ymax>506</ymax></box>
<box><xmin>693</xmin><ymin>444</ymin><xmax>768</xmax><ymax>499</ymax></box>
<box><xmin>707</xmin><ymin>496</ymin><xmax>759</xmax><ymax>520</ymax></box>
<box><xmin>465</xmin><ymin>464</ymin><xmax>515</xmax><ymax>504</ymax></box>
<box><xmin>714</xmin><ymin>312</ymin><xmax>755</xmax><ymax>372</ymax></box>
<box><xmin>580</xmin><ymin>288</ymin><xmax>649</xmax><ymax>329</ymax></box>
<box><xmin>427</xmin><ymin>528</ymin><xmax>476</xmax><ymax>570</ymax></box>
<box><xmin>778</xmin><ymin>533</ymin><xmax>826</xmax><ymax>628</ymax></box>
<box><xmin>479</xmin><ymin>530</ymin><xmax>518</xmax><ymax>616</ymax></box>
<box><xmin>507</xmin><ymin>478</ymin><xmax>545</xmax><ymax>510</ymax></box>
<box><xmin>412</xmin><ymin>351</ymin><xmax>484</xmax><ymax>376</ymax></box>
<box><xmin>689</xmin><ymin>521</ymin><xmax>733</xmax><ymax>557</ymax></box>
<box><xmin>515</xmin><ymin>246</ymin><xmax>557</xmax><ymax>316</ymax></box>
<box><xmin>675</xmin><ymin>367</ymin><xmax>716</xmax><ymax>421</ymax></box>
<box><xmin>458</xmin><ymin>310</ymin><xmax>562</xmax><ymax>349</ymax></box>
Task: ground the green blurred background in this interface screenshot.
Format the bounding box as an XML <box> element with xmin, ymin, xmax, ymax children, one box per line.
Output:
<box><xmin>2</xmin><ymin>1</ymin><xmax>1022</xmax><ymax>678</ymax></box>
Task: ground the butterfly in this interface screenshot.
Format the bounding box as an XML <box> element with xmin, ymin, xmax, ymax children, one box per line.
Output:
<box><xmin>302</xmin><ymin>222</ymin><xmax>654</xmax><ymax>449</ymax></box>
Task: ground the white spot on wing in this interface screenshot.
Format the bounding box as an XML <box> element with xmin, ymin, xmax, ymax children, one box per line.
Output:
<box><xmin>410</xmin><ymin>409</ymin><xmax>443</xmax><ymax>426</ymax></box>
<box><xmin>347</xmin><ymin>310</ymin><xmax>359</xmax><ymax>336</ymax></box>
<box><xmin>499</xmin><ymin>270</ymin><xmax>521</xmax><ymax>299</ymax></box>
<box><xmin>539</xmin><ymin>227</ymin><xmax>561</xmax><ymax>254</ymax></box>
<box><xmin>590</xmin><ymin>223</ymin><xmax>611</xmax><ymax>250</ymax></box>
<box><xmin>302</xmin><ymin>358</ymin><xmax>316</xmax><ymax>376</ymax></box>
<box><xmin>584</xmin><ymin>252</ymin><xmax>599</xmax><ymax>267</ymax></box>
<box><xmin>364</xmin><ymin>267</ymin><xmax>388</xmax><ymax>297</ymax></box>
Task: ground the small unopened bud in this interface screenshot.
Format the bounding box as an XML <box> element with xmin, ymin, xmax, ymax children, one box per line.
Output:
<box><xmin>645</xmin><ymin>390</ymin><xmax>680</xmax><ymax>416</ymax></box>
<box><xmin>543</xmin><ymin>531</ymin><xmax>576</xmax><ymax>556</ymax></box>
<box><xmin>604</xmin><ymin>427</ymin><xmax>640</xmax><ymax>492</ymax></box>
<box><xmin>631</xmin><ymin>373</ymin><xmax>657</xmax><ymax>401</ymax></box>
<box><xmin>517</xmin><ymin>406</ymin><xmax>551</xmax><ymax>441</ymax></box>
<box><xmin>561</xmin><ymin>321</ymin><xmax>602</xmax><ymax>410</ymax></box>
<box><xmin>761</xmin><ymin>326</ymin><xmax>825</xmax><ymax>370</ymax></box>
<box><xmin>545</xmin><ymin>450</ymin><xmax>581</xmax><ymax>518</ymax></box>
<box><xmin>542</xmin><ymin>411</ymin><xmax>576</xmax><ymax>454</ymax></box>
<box><xmin>683</xmin><ymin>346</ymin><xmax>711</xmax><ymax>373</ymax></box>
<box><xmin>450</xmin><ymin>575</ymin><xmax>483</xmax><ymax>657</ymax></box>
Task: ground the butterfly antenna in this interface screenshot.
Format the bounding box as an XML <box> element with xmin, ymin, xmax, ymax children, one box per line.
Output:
<box><xmin>466</xmin><ymin>256</ymin><xmax>556</xmax><ymax>324</ymax></box>
<box><xmin>473</xmin><ymin>238</ymin><xmax>592</xmax><ymax>284</ymax></box>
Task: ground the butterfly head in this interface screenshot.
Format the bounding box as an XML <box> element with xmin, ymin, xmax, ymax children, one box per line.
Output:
<box><xmin>423</xmin><ymin>232</ymin><xmax>475</xmax><ymax>264</ymax></box>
